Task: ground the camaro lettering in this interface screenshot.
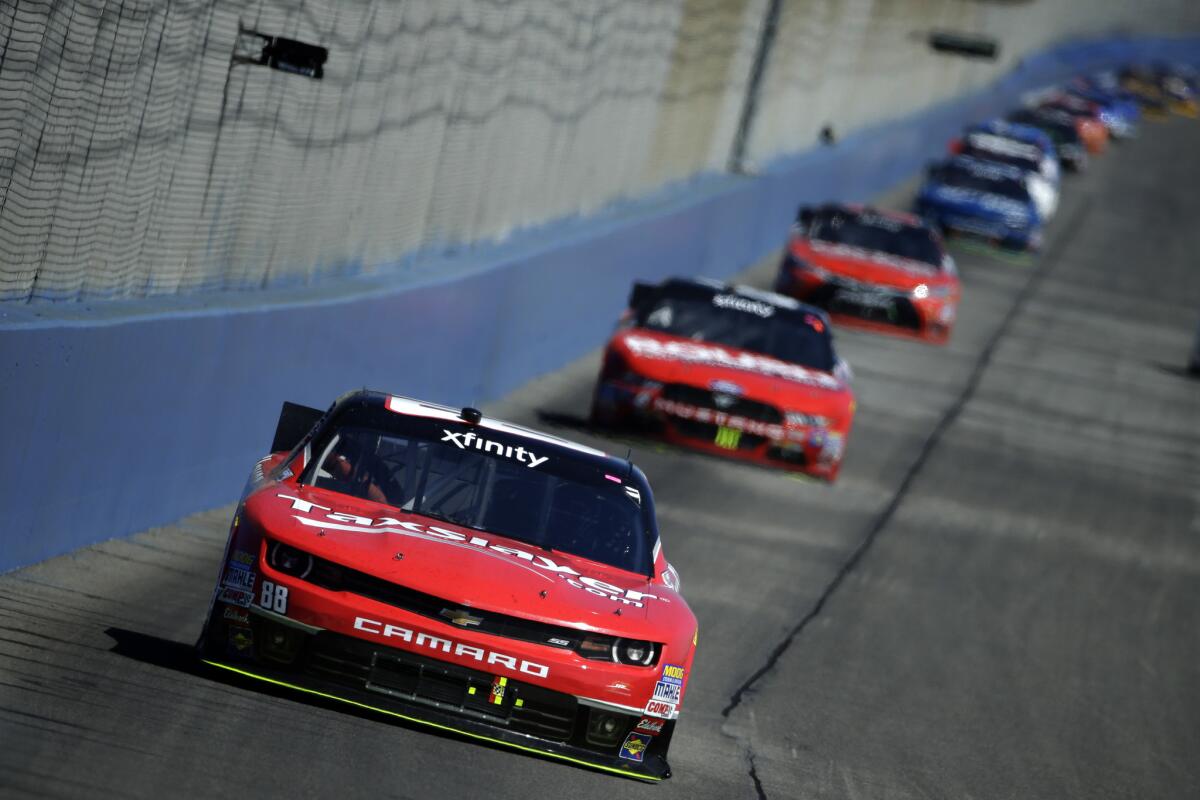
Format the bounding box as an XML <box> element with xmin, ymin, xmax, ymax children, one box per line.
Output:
<box><xmin>416</xmin><ymin>632</ymin><xmax>452</xmax><ymax>653</ymax></box>
<box><xmin>354</xmin><ymin>617</ymin><xmax>549</xmax><ymax>677</ymax></box>
<box><xmin>440</xmin><ymin>430</ymin><xmax>548</xmax><ymax>469</ymax></box>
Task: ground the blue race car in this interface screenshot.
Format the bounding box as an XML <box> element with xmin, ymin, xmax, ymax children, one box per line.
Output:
<box><xmin>966</xmin><ymin>119</ymin><xmax>1059</xmax><ymax>164</ymax></box>
<box><xmin>916</xmin><ymin>155</ymin><xmax>1043</xmax><ymax>251</ymax></box>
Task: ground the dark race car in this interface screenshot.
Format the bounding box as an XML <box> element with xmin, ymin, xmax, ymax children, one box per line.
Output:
<box><xmin>198</xmin><ymin>391</ymin><xmax>698</xmax><ymax>781</ymax></box>
<box><xmin>774</xmin><ymin>204</ymin><xmax>961</xmax><ymax>344</ymax></box>
<box><xmin>1007</xmin><ymin>108</ymin><xmax>1090</xmax><ymax>172</ymax></box>
<box><xmin>591</xmin><ymin>277</ymin><xmax>856</xmax><ymax>481</ymax></box>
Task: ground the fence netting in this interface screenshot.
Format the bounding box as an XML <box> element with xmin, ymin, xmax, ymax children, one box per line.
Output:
<box><xmin>1</xmin><ymin>0</ymin><xmax>1197</xmax><ymax>302</ymax></box>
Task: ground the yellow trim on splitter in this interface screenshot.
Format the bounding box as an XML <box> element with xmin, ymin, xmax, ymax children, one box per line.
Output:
<box><xmin>201</xmin><ymin>660</ymin><xmax>662</xmax><ymax>782</ymax></box>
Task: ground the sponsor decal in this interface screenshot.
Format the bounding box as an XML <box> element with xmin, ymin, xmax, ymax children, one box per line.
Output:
<box><xmin>354</xmin><ymin>616</ymin><xmax>550</xmax><ymax>678</ymax></box>
<box><xmin>713</xmin><ymin>294</ymin><xmax>774</xmax><ymax>317</ymax></box>
<box><xmin>635</xmin><ymin>717</ymin><xmax>665</xmax><ymax>736</ymax></box>
<box><xmin>229</xmin><ymin>549</ymin><xmax>255</xmax><ymax>568</ymax></box>
<box><xmin>564</xmin><ymin>575</ymin><xmax>659</xmax><ymax>607</ymax></box>
<box><xmin>652</xmin><ymin>399</ymin><xmax>810</xmax><ymax>444</ymax></box>
<box><xmin>218</xmin><ymin>587</ymin><xmax>253</xmax><ymax>608</ymax></box>
<box><xmin>624</xmin><ymin>335</ymin><xmax>840</xmax><ymax>390</ymax></box>
<box><xmin>440</xmin><ymin>429</ymin><xmax>548</xmax><ymax>469</ymax></box>
<box><xmin>223</xmin><ymin>607</ymin><xmax>250</xmax><ymax>625</ymax></box>
<box><xmin>277</xmin><ymin>495</ymin><xmax>664</xmax><ymax>607</ymax></box>
<box><xmin>619</xmin><ymin>732</ymin><xmax>652</xmax><ymax>763</ymax></box>
<box><xmin>714</xmin><ymin>426</ymin><xmax>741</xmax><ymax>449</ymax></box>
<box><xmin>220</xmin><ymin>566</ymin><xmax>256</xmax><ymax>593</ymax></box>
<box><xmin>643</xmin><ymin>699</ymin><xmax>677</xmax><ymax>719</ymax></box>
<box><xmin>808</xmin><ymin>240</ymin><xmax>939</xmax><ymax>276</ymax></box>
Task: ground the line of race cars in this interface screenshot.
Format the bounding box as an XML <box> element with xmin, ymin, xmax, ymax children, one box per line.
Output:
<box><xmin>195</xmin><ymin>63</ymin><xmax>1197</xmax><ymax>781</ymax></box>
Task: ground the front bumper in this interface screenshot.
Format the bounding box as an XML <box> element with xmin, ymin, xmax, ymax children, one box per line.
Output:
<box><xmin>201</xmin><ymin>608</ymin><xmax>672</xmax><ymax>780</ymax></box>
<box><xmin>776</xmin><ymin>270</ymin><xmax>955</xmax><ymax>344</ymax></box>
<box><xmin>591</xmin><ymin>382</ymin><xmax>845</xmax><ymax>480</ymax></box>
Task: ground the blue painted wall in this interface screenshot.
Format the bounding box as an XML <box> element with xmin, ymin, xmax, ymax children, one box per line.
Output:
<box><xmin>3</xmin><ymin>34</ymin><xmax>1198</xmax><ymax>571</ymax></box>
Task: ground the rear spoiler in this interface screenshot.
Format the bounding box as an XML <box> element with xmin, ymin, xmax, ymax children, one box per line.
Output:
<box><xmin>270</xmin><ymin>401</ymin><xmax>324</xmax><ymax>454</ymax></box>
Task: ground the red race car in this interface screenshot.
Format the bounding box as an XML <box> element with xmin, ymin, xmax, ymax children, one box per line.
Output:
<box><xmin>591</xmin><ymin>277</ymin><xmax>855</xmax><ymax>481</ymax></box>
<box><xmin>198</xmin><ymin>391</ymin><xmax>697</xmax><ymax>781</ymax></box>
<box><xmin>774</xmin><ymin>204</ymin><xmax>961</xmax><ymax>344</ymax></box>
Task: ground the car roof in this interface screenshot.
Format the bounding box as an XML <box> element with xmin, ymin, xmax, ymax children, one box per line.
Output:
<box><xmin>649</xmin><ymin>276</ymin><xmax>832</xmax><ymax>325</ymax></box>
<box><xmin>810</xmin><ymin>202</ymin><xmax>925</xmax><ymax>228</ymax></box>
<box><xmin>944</xmin><ymin>154</ymin><xmax>1029</xmax><ymax>180</ymax></box>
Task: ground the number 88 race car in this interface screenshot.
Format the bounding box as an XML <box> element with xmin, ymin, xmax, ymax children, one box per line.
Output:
<box><xmin>197</xmin><ymin>390</ymin><xmax>698</xmax><ymax>781</ymax></box>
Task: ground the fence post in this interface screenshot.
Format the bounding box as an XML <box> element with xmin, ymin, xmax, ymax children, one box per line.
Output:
<box><xmin>728</xmin><ymin>0</ymin><xmax>784</xmax><ymax>174</ymax></box>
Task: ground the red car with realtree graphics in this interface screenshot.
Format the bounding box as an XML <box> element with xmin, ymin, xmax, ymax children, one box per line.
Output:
<box><xmin>198</xmin><ymin>391</ymin><xmax>697</xmax><ymax>781</ymax></box>
<box><xmin>591</xmin><ymin>277</ymin><xmax>855</xmax><ymax>481</ymax></box>
<box><xmin>774</xmin><ymin>204</ymin><xmax>962</xmax><ymax>344</ymax></box>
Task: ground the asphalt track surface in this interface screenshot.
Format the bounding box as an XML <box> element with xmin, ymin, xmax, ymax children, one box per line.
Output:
<box><xmin>2</xmin><ymin>119</ymin><xmax>1199</xmax><ymax>800</ymax></box>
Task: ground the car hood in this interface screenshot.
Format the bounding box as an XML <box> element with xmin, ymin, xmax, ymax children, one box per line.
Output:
<box><xmin>245</xmin><ymin>485</ymin><xmax>684</xmax><ymax>637</ymax></box>
<box><xmin>612</xmin><ymin>328</ymin><xmax>851</xmax><ymax>407</ymax></box>
<box><xmin>790</xmin><ymin>237</ymin><xmax>946</xmax><ymax>291</ymax></box>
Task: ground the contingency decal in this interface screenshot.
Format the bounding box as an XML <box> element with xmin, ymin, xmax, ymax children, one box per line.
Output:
<box><xmin>619</xmin><ymin>732</ymin><xmax>652</xmax><ymax>763</ymax></box>
<box><xmin>218</xmin><ymin>549</ymin><xmax>258</xmax><ymax>607</ymax></box>
<box><xmin>634</xmin><ymin>717</ymin><xmax>665</xmax><ymax>737</ymax></box>
<box><xmin>644</xmin><ymin>663</ymin><xmax>685</xmax><ymax>719</ymax></box>
<box><xmin>218</xmin><ymin>587</ymin><xmax>254</xmax><ymax>608</ymax></box>
<box><xmin>220</xmin><ymin>565</ymin><xmax>255</xmax><ymax>593</ymax></box>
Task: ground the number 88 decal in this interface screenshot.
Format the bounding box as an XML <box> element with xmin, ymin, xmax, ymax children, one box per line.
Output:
<box><xmin>260</xmin><ymin>580</ymin><xmax>289</xmax><ymax>614</ymax></box>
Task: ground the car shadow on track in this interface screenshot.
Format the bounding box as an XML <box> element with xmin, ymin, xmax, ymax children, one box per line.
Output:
<box><xmin>102</xmin><ymin>627</ymin><xmax>630</xmax><ymax>781</ymax></box>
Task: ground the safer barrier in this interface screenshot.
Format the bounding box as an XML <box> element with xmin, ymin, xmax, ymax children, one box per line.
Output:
<box><xmin>2</xmin><ymin>34</ymin><xmax>1199</xmax><ymax>571</ymax></box>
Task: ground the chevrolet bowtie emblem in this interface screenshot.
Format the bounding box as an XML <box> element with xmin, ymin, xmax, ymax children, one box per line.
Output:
<box><xmin>440</xmin><ymin>608</ymin><xmax>484</xmax><ymax>627</ymax></box>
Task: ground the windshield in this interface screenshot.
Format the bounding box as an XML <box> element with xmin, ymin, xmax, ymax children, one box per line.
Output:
<box><xmin>809</xmin><ymin>209</ymin><xmax>942</xmax><ymax>267</ymax></box>
<box><xmin>299</xmin><ymin>406</ymin><xmax>653</xmax><ymax>575</ymax></box>
<box><xmin>636</xmin><ymin>295</ymin><xmax>835</xmax><ymax>371</ymax></box>
<box><xmin>936</xmin><ymin>165</ymin><xmax>1030</xmax><ymax>202</ymax></box>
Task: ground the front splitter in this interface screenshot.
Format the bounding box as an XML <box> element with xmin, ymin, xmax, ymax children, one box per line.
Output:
<box><xmin>201</xmin><ymin>658</ymin><xmax>670</xmax><ymax>782</ymax></box>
